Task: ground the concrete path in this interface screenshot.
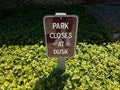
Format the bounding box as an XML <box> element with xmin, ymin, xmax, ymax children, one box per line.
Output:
<box><xmin>85</xmin><ymin>2</ymin><xmax>120</xmax><ymax>39</ymax></box>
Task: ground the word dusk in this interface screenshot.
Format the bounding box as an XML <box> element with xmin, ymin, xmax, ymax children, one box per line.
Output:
<box><xmin>44</xmin><ymin>15</ymin><xmax>78</xmax><ymax>58</ymax></box>
<box><xmin>53</xmin><ymin>49</ymin><xmax>68</xmax><ymax>55</ymax></box>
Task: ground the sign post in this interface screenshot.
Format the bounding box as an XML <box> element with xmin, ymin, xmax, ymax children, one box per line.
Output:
<box><xmin>58</xmin><ymin>58</ymin><xmax>66</xmax><ymax>71</ymax></box>
<box><xmin>43</xmin><ymin>13</ymin><xmax>78</xmax><ymax>71</ymax></box>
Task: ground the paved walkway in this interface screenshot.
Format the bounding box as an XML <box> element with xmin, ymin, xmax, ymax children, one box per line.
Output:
<box><xmin>85</xmin><ymin>2</ymin><xmax>120</xmax><ymax>32</ymax></box>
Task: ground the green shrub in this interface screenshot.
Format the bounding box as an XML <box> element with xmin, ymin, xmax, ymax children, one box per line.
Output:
<box><xmin>0</xmin><ymin>43</ymin><xmax>120</xmax><ymax>90</ymax></box>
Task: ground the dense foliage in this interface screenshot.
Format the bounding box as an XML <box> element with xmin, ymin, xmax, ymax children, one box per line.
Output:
<box><xmin>0</xmin><ymin>5</ymin><xmax>120</xmax><ymax>90</ymax></box>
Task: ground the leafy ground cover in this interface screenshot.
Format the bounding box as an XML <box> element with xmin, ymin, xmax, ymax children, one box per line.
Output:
<box><xmin>0</xmin><ymin>5</ymin><xmax>120</xmax><ymax>90</ymax></box>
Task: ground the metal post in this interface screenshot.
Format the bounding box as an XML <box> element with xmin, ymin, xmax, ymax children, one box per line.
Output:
<box><xmin>55</xmin><ymin>12</ymin><xmax>67</xmax><ymax>71</ymax></box>
<box><xmin>58</xmin><ymin>58</ymin><xmax>66</xmax><ymax>71</ymax></box>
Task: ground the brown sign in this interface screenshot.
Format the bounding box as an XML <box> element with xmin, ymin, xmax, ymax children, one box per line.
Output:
<box><xmin>43</xmin><ymin>15</ymin><xmax>78</xmax><ymax>58</ymax></box>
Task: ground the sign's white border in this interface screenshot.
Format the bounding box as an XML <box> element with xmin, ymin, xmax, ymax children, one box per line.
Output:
<box><xmin>43</xmin><ymin>15</ymin><xmax>78</xmax><ymax>58</ymax></box>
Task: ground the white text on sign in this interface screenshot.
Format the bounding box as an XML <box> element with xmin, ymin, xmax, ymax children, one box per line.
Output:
<box><xmin>51</xmin><ymin>22</ymin><xmax>71</xmax><ymax>55</ymax></box>
<box><xmin>52</xmin><ymin>22</ymin><xmax>69</xmax><ymax>29</ymax></box>
<box><xmin>50</xmin><ymin>32</ymin><xmax>72</xmax><ymax>39</ymax></box>
<box><xmin>53</xmin><ymin>49</ymin><xmax>68</xmax><ymax>54</ymax></box>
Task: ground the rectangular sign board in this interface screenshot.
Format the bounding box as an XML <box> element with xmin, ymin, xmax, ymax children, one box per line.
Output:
<box><xmin>43</xmin><ymin>15</ymin><xmax>78</xmax><ymax>58</ymax></box>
